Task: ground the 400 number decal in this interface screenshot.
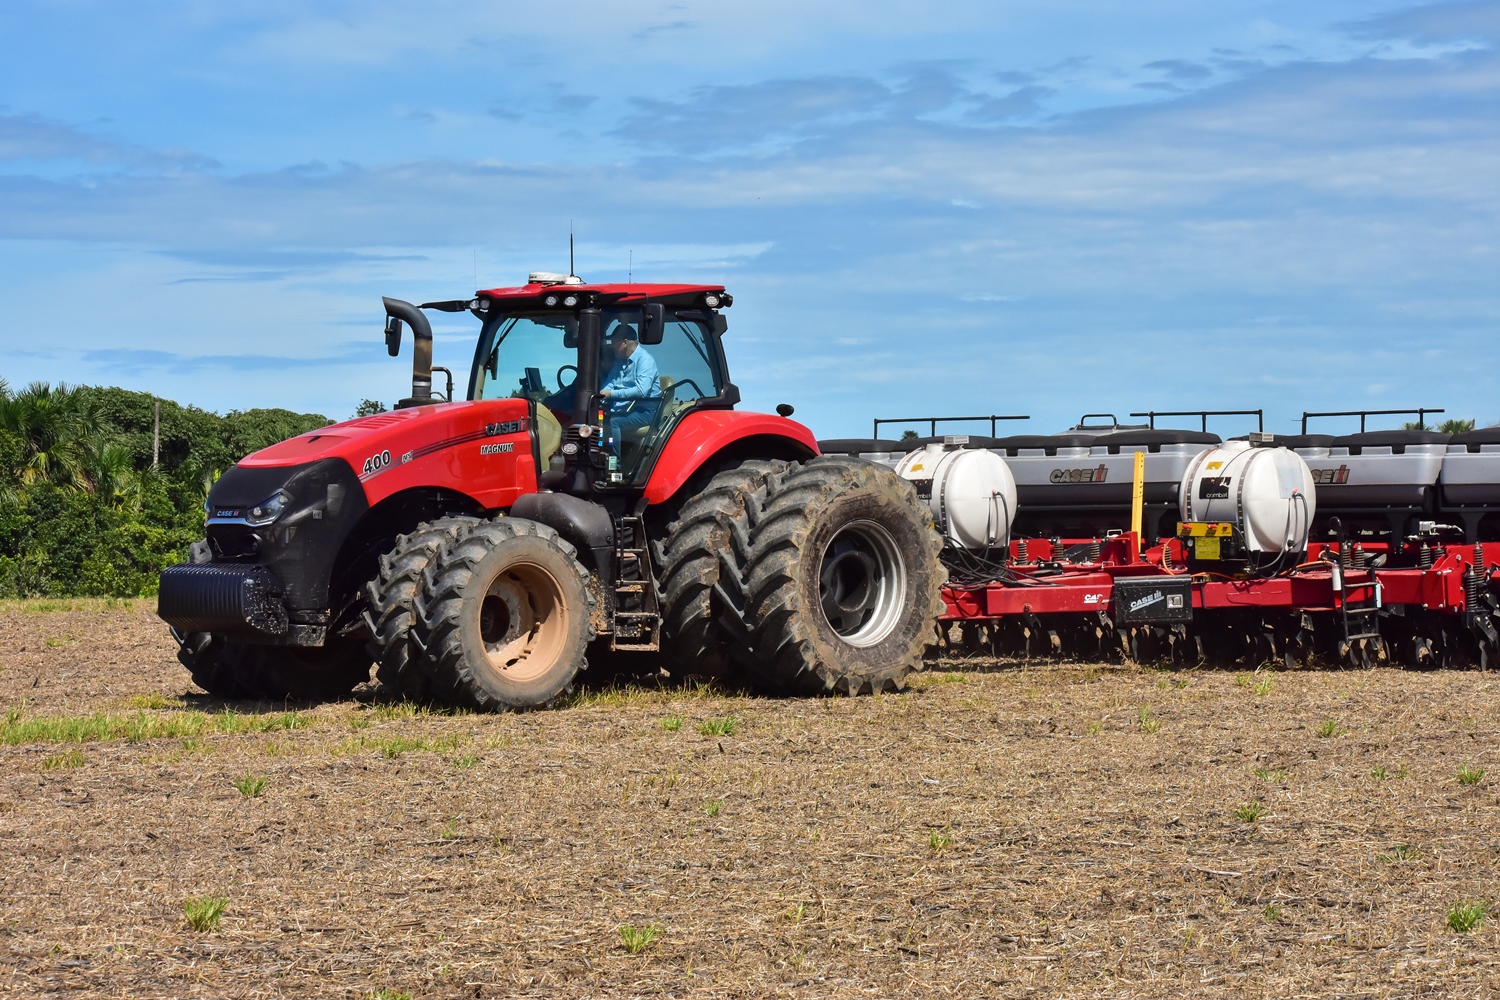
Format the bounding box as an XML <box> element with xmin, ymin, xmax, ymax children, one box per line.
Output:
<box><xmin>362</xmin><ymin>450</ymin><xmax>393</xmax><ymax>476</ymax></box>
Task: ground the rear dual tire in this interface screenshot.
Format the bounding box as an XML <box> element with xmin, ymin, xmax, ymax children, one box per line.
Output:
<box><xmin>667</xmin><ymin>456</ymin><xmax>942</xmax><ymax>694</ymax></box>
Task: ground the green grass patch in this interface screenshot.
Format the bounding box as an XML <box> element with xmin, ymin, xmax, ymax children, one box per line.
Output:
<box><xmin>1234</xmin><ymin>801</ymin><xmax>1266</xmax><ymax>823</ymax></box>
<box><xmin>1137</xmin><ymin>706</ymin><xmax>1160</xmax><ymax>734</ymax></box>
<box><xmin>41</xmin><ymin>748</ymin><xmax>85</xmax><ymax>770</ymax></box>
<box><xmin>702</xmin><ymin>798</ymin><xmax>724</xmax><ymax>817</ymax></box>
<box><xmin>367</xmin><ymin>990</ymin><xmax>412</xmax><ymax>1000</ymax></box>
<box><xmin>618</xmin><ymin>923</ymin><xmax>661</xmax><ymax>954</ymax></box>
<box><xmin>1262</xmin><ymin>903</ymin><xmax>1283</xmax><ymax>923</ymax></box>
<box><xmin>0</xmin><ymin>707</ymin><xmax>313</xmax><ymax>746</ymax></box>
<box><xmin>698</xmin><ymin>716</ymin><xmax>738</xmax><ymax>737</ymax></box>
<box><xmin>233</xmin><ymin>772</ymin><xmax>267</xmax><ymax>798</ymax></box>
<box><xmin>659</xmin><ymin>715</ymin><xmax>683</xmax><ymax>732</ymax></box>
<box><xmin>1253</xmin><ymin>766</ymin><xmax>1291</xmax><ymax>782</ymax></box>
<box><xmin>1313</xmin><ymin>719</ymin><xmax>1343</xmax><ymax>738</ymax></box>
<box><xmin>927</xmin><ymin>826</ymin><xmax>952</xmax><ymax>851</ymax></box>
<box><xmin>375</xmin><ymin>735</ymin><xmax>427</xmax><ymax>758</ymax></box>
<box><xmin>126</xmin><ymin>692</ymin><xmax>183</xmax><ymax>709</ymax></box>
<box><xmin>183</xmin><ymin>894</ymin><xmax>227</xmax><ymax>932</ymax></box>
<box><xmin>1458</xmin><ymin>762</ymin><xmax>1486</xmax><ymax>786</ymax></box>
<box><xmin>1448</xmin><ymin>902</ymin><xmax>1486</xmax><ymax>934</ymax></box>
<box><xmin>1379</xmin><ymin>843</ymin><xmax>1419</xmax><ymax>864</ymax></box>
<box><xmin>0</xmin><ymin>597</ymin><xmax>139</xmax><ymax>614</ymax></box>
<box><xmin>1252</xmin><ymin>675</ymin><xmax>1274</xmax><ymax>697</ymax></box>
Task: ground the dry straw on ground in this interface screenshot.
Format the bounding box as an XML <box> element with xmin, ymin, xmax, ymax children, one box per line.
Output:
<box><xmin>1</xmin><ymin>602</ymin><xmax>1498</xmax><ymax>997</ymax></box>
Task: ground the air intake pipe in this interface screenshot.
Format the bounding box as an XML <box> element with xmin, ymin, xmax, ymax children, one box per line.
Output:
<box><xmin>382</xmin><ymin>297</ymin><xmax>433</xmax><ymax>407</ymax></box>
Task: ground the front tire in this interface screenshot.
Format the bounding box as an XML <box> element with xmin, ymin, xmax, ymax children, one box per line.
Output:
<box><xmin>735</xmin><ymin>457</ymin><xmax>945</xmax><ymax>694</ymax></box>
<box><xmin>176</xmin><ymin>632</ymin><xmax>372</xmax><ymax>701</ymax></box>
<box><xmin>363</xmin><ymin>516</ymin><xmax>481</xmax><ymax>701</ymax></box>
<box><xmin>413</xmin><ymin>519</ymin><xmax>595</xmax><ymax>711</ymax></box>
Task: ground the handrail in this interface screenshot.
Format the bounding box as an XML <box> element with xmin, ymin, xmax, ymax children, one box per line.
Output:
<box><xmin>1300</xmin><ymin>408</ymin><xmax>1445</xmax><ymax>434</ymax></box>
<box><xmin>1130</xmin><ymin>409</ymin><xmax>1264</xmax><ymax>432</ymax></box>
<box><xmin>872</xmin><ymin>414</ymin><xmax>1029</xmax><ymax>438</ymax></box>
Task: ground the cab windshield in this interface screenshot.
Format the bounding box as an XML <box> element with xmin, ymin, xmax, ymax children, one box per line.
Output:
<box><xmin>470</xmin><ymin>307</ymin><xmax>727</xmax><ymax>481</ymax></box>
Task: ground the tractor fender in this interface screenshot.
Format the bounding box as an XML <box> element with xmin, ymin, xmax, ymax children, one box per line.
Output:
<box><xmin>643</xmin><ymin>409</ymin><xmax>819</xmax><ymax>506</ymax></box>
<box><xmin>510</xmin><ymin>492</ymin><xmax>615</xmax><ymax>582</ymax></box>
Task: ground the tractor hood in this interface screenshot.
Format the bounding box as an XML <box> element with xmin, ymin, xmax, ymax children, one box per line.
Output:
<box><xmin>235</xmin><ymin>398</ymin><xmax>538</xmax><ymax>510</ymax></box>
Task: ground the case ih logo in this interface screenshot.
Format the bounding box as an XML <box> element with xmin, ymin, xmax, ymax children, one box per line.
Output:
<box><xmin>1129</xmin><ymin>590</ymin><xmax>1166</xmax><ymax>612</ymax></box>
<box><xmin>1310</xmin><ymin>465</ymin><xmax>1350</xmax><ymax>485</ymax></box>
<box><xmin>486</xmin><ymin>418</ymin><xmax>529</xmax><ymax>436</ymax></box>
<box><xmin>1049</xmin><ymin>464</ymin><xmax>1108</xmax><ymax>484</ymax></box>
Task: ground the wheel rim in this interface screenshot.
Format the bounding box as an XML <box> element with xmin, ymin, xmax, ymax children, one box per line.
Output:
<box><xmin>818</xmin><ymin>519</ymin><xmax>907</xmax><ymax>647</ymax></box>
<box><xmin>476</xmin><ymin>560</ymin><xmax>571</xmax><ymax>682</ymax></box>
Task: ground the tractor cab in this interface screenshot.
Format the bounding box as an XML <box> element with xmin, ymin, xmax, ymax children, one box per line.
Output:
<box><xmin>402</xmin><ymin>275</ymin><xmax>739</xmax><ymax>492</ymax></box>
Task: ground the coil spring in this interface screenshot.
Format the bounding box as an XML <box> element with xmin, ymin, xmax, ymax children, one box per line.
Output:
<box><xmin>1051</xmin><ymin>536</ymin><xmax>1065</xmax><ymax>564</ymax></box>
<box><xmin>1089</xmin><ymin>539</ymin><xmax>1101</xmax><ymax>563</ymax></box>
<box><xmin>1017</xmin><ymin>539</ymin><xmax>1029</xmax><ymax>563</ymax></box>
<box><xmin>1420</xmin><ymin>543</ymin><xmax>1432</xmax><ymax>569</ymax></box>
<box><xmin>1469</xmin><ymin>542</ymin><xmax>1486</xmax><ymax>608</ymax></box>
<box><xmin>1162</xmin><ymin>543</ymin><xmax>1173</xmax><ymax>570</ymax></box>
<box><xmin>1352</xmin><ymin>543</ymin><xmax>1366</xmax><ymax>569</ymax></box>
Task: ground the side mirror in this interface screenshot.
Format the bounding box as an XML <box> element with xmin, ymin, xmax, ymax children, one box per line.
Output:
<box><xmin>776</xmin><ymin>403</ymin><xmax>795</xmax><ymax>417</ymax></box>
<box><xmin>640</xmin><ymin>303</ymin><xmax>665</xmax><ymax>345</ymax></box>
<box><xmin>385</xmin><ymin>317</ymin><xmax>403</xmax><ymax>357</ymax></box>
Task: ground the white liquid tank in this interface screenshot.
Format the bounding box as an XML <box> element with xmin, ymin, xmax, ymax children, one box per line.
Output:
<box><xmin>1179</xmin><ymin>441</ymin><xmax>1318</xmax><ymax>554</ymax></box>
<box><xmin>896</xmin><ymin>441</ymin><xmax>1018</xmax><ymax>549</ymax></box>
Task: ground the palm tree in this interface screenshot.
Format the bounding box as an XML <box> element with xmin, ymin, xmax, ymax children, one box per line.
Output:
<box><xmin>1439</xmin><ymin>418</ymin><xmax>1476</xmax><ymax>435</ymax></box>
<box><xmin>0</xmin><ymin>382</ymin><xmax>105</xmax><ymax>490</ymax></box>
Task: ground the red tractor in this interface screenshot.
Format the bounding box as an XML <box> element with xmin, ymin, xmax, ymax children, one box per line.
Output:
<box><xmin>158</xmin><ymin>274</ymin><xmax>945</xmax><ymax>708</ymax></box>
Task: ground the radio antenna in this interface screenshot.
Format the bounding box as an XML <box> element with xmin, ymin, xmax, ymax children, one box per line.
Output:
<box><xmin>629</xmin><ymin>249</ymin><xmax>632</xmax><ymax>283</ymax></box>
<box><xmin>569</xmin><ymin>223</ymin><xmax>575</xmax><ymax>278</ymax></box>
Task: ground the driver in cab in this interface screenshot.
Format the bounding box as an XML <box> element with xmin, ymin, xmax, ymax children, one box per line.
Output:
<box><xmin>599</xmin><ymin>321</ymin><xmax>660</xmax><ymax>450</ymax></box>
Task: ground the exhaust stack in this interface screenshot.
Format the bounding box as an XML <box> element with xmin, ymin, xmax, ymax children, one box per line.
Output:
<box><xmin>382</xmin><ymin>297</ymin><xmax>434</xmax><ymax>407</ymax></box>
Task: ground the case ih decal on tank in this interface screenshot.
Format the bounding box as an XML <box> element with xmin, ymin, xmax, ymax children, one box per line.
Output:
<box><xmin>157</xmin><ymin>274</ymin><xmax>946</xmax><ymax>708</ymax></box>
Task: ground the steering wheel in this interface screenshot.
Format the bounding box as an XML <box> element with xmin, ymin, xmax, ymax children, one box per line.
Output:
<box><xmin>556</xmin><ymin>365</ymin><xmax>578</xmax><ymax>391</ymax></box>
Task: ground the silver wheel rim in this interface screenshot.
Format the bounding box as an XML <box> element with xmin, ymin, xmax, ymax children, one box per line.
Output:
<box><xmin>818</xmin><ymin>519</ymin><xmax>907</xmax><ymax>647</ymax></box>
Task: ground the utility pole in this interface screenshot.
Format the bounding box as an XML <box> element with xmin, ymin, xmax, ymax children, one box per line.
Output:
<box><xmin>153</xmin><ymin>400</ymin><xmax>160</xmax><ymax>468</ymax></box>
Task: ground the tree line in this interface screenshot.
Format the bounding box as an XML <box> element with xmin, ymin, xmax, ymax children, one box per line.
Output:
<box><xmin>0</xmin><ymin>381</ymin><xmax>331</xmax><ymax>598</ymax></box>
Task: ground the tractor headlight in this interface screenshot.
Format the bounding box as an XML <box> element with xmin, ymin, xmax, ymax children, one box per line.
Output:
<box><xmin>544</xmin><ymin>294</ymin><xmax>559</xmax><ymax>307</ymax></box>
<box><xmin>704</xmin><ymin>293</ymin><xmax>721</xmax><ymax>308</ymax></box>
<box><xmin>244</xmin><ymin>490</ymin><xmax>293</xmax><ymax>527</ymax></box>
<box><xmin>562</xmin><ymin>294</ymin><xmax>578</xmax><ymax>308</ymax></box>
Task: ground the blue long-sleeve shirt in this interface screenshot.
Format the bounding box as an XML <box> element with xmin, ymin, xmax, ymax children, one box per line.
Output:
<box><xmin>602</xmin><ymin>346</ymin><xmax>660</xmax><ymax>411</ymax></box>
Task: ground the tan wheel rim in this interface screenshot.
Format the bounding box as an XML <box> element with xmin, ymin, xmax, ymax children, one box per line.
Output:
<box><xmin>476</xmin><ymin>560</ymin><xmax>571</xmax><ymax>683</ymax></box>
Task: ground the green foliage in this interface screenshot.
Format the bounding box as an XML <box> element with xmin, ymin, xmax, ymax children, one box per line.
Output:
<box><xmin>233</xmin><ymin>773</ymin><xmax>267</xmax><ymax>798</ymax></box>
<box><xmin>1447</xmin><ymin>902</ymin><xmax>1486</xmax><ymax>934</ymax></box>
<box><xmin>355</xmin><ymin>399</ymin><xmax>387</xmax><ymax>418</ymax></box>
<box><xmin>183</xmin><ymin>894</ymin><xmax>227</xmax><ymax>932</ymax></box>
<box><xmin>697</xmin><ymin>716</ymin><xmax>738</xmax><ymax>736</ymax></box>
<box><xmin>1458</xmin><ymin>762</ymin><xmax>1486</xmax><ymax>786</ymax></box>
<box><xmin>1234</xmin><ymin>801</ymin><xmax>1266</xmax><ymax>823</ymax></box>
<box><xmin>0</xmin><ymin>381</ymin><xmax>330</xmax><ymax>597</ymax></box>
<box><xmin>618</xmin><ymin>923</ymin><xmax>661</xmax><ymax>954</ymax></box>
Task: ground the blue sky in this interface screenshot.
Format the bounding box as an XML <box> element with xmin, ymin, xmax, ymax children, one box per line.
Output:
<box><xmin>1</xmin><ymin>1</ymin><xmax>1496</xmax><ymax>437</ymax></box>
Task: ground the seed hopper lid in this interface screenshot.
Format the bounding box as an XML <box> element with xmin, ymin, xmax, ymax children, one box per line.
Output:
<box><xmin>1093</xmin><ymin>429</ymin><xmax>1221</xmax><ymax>454</ymax></box>
<box><xmin>990</xmin><ymin>434</ymin><xmax>1096</xmax><ymax>455</ymax></box>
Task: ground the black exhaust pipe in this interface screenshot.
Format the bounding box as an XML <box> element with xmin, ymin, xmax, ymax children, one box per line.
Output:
<box><xmin>382</xmin><ymin>297</ymin><xmax>433</xmax><ymax>407</ymax></box>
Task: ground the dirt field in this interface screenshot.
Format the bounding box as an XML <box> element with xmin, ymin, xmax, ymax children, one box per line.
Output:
<box><xmin>1</xmin><ymin>602</ymin><xmax>1498</xmax><ymax>998</ymax></box>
